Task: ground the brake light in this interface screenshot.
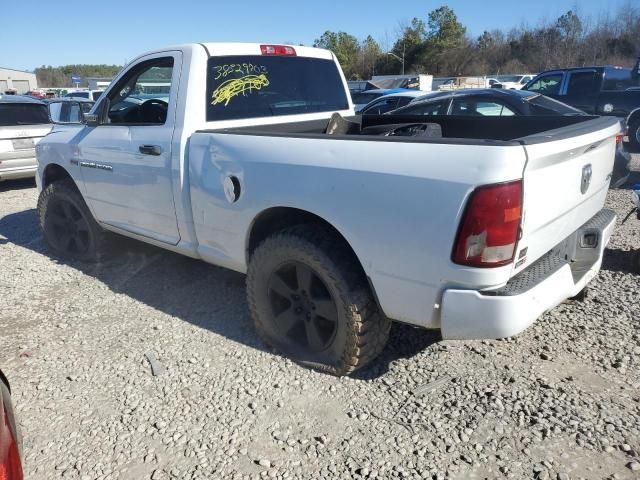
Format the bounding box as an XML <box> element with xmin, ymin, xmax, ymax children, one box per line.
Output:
<box><xmin>615</xmin><ymin>133</ymin><xmax>624</xmax><ymax>145</ymax></box>
<box><xmin>0</xmin><ymin>408</ymin><xmax>23</xmax><ymax>480</ymax></box>
<box><xmin>453</xmin><ymin>180</ymin><xmax>522</xmax><ymax>267</ymax></box>
<box><xmin>260</xmin><ymin>45</ymin><xmax>297</xmax><ymax>56</ymax></box>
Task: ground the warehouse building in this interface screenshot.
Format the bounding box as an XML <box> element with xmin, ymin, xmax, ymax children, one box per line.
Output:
<box><xmin>0</xmin><ymin>67</ymin><xmax>38</xmax><ymax>94</ymax></box>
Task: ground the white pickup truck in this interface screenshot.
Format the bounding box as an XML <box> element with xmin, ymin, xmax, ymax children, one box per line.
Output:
<box><xmin>36</xmin><ymin>43</ymin><xmax>619</xmax><ymax>376</ymax></box>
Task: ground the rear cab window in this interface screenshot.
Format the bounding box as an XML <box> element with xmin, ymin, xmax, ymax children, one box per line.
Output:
<box><xmin>0</xmin><ymin>103</ymin><xmax>49</xmax><ymax>126</ymax></box>
<box><xmin>602</xmin><ymin>68</ymin><xmax>632</xmax><ymax>91</ymax></box>
<box><xmin>206</xmin><ymin>55</ymin><xmax>349</xmax><ymax>121</ymax></box>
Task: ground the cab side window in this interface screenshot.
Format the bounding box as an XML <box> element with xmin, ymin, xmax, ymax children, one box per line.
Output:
<box><xmin>525</xmin><ymin>73</ymin><xmax>563</xmax><ymax>95</ymax></box>
<box><xmin>398</xmin><ymin>100</ymin><xmax>447</xmax><ymax>116</ymax></box>
<box><xmin>451</xmin><ymin>99</ymin><xmax>516</xmax><ymax>116</ymax></box>
<box><xmin>105</xmin><ymin>57</ymin><xmax>174</xmax><ymax>125</ymax></box>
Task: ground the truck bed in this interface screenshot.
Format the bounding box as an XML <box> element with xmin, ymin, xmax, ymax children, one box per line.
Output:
<box><xmin>201</xmin><ymin>113</ymin><xmax>612</xmax><ymax>144</ymax></box>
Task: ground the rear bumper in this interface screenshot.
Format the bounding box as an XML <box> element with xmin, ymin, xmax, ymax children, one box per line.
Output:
<box><xmin>0</xmin><ymin>150</ymin><xmax>37</xmax><ymax>181</ymax></box>
<box><xmin>0</xmin><ymin>165</ymin><xmax>37</xmax><ymax>181</ymax></box>
<box><xmin>441</xmin><ymin>208</ymin><xmax>616</xmax><ymax>339</ymax></box>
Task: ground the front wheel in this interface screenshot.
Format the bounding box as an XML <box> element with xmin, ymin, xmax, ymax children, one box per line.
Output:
<box><xmin>633</xmin><ymin>250</ymin><xmax>640</xmax><ymax>275</ymax></box>
<box><xmin>246</xmin><ymin>225</ymin><xmax>391</xmax><ymax>376</ymax></box>
<box><xmin>37</xmin><ymin>179</ymin><xmax>106</xmax><ymax>262</ymax></box>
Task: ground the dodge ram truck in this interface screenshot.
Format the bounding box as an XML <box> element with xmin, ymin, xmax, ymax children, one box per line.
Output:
<box><xmin>36</xmin><ymin>43</ymin><xmax>619</xmax><ymax>376</ymax></box>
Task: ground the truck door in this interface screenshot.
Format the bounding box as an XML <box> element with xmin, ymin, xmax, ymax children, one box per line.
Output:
<box><xmin>562</xmin><ymin>69</ymin><xmax>600</xmax><ymax>114</ymax></box>
<box><xmin>76</xmin><ymin>52</ymin><xmax>182</xmax><ymax>244</ymax></box>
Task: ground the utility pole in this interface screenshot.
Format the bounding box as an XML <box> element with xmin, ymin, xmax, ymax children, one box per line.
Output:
<box><xmin>386</xmin><ymin>43</ymin><xmax>405</xmax><ymax>76</ymax></box>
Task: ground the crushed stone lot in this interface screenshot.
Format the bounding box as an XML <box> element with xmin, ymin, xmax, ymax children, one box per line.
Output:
<box><xmin>1</xmin><ymin>159</ymin><xmax>640</xmax><ymax>480</ymax></box>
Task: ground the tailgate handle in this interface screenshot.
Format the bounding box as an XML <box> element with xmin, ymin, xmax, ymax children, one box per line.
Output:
<box><xmin>139</xmin><ymin>145</ymin><xmax>161</xmax><ymax>156</ymax></box>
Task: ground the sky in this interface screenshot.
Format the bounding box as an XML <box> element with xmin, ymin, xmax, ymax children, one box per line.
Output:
<box><xmin>1</xmin><ymin>0</ymin><xmax>622</xmax><ymax>71</ymax></box>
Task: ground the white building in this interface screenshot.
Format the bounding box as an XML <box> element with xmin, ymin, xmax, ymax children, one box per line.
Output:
<box><xmin>87</xmin><ymin>77</ymin><xmax>113</xmax><ymax>90</ymax></box>
<box><xmin>0</xmin><ymin>68</ymin><xmax>38</xmax><ymax>94</ymax></box>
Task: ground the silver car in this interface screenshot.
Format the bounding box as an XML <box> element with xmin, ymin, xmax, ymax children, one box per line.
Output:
<box><xmin>0</xmin><ymin>95</ymin><xmax>51</xmax><ymax>181</ymax></box>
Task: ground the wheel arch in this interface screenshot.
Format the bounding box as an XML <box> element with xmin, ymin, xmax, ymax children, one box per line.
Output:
<box><xmin>626</xmin><ymin>108</ymin><xmax>640</xmax><ymax>128</ymax></box>
<box><xmin>42</xmin><ymin>163</ymin><xmax>75</xmax><ymax>189</ymax></box>
<box><xmin>246</xmin><ymin>206</ymin><xmax>382</xmax><ymax>310</ymax></box>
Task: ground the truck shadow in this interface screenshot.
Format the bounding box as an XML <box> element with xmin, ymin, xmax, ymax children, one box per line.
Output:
<box><xmin>601</xmin><ymin>247</ymin><xmax>639</xmax><ymax>275</ymax></box>
<box><xmin>0</xmin><ymin>178</ymin><xmax>36</xmax><ymax>192</ymax></box>
<box><xmin>0</xmin><ymin>208</ymin><xmax>439</xmax><ymax>379</ymax></box>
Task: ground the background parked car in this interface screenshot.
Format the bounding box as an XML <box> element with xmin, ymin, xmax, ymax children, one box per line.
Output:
<box><xmin>388</xmin><ymin>88</ymin><xmax>584</xmax><ymax>116</ymax></box>
<box><xmin>388</xmin><ymin>88</ymin><xmax>631</xmax><ymax>187</ymax></box>
<box><xmin>350</xmin><ymin>88</ymin><xmax>411</xmax><ymax>112</ymax></box>
<box><xmin>521</xmin><ymin>66</ymin><xmax>640</xmax><ymax>150</ymax></box>
<box><xmin>0</xmin><ymin>95</ymin><xmax>51</xmax><ymax>181</ymax></box>
<box><xmin>64</xmin><ymin>90</ymin><xmax>104</xmax><ymax>102</ymax></box>
<box><xmin>0</xmin><ymin>368</ymin><xmax>23</xmax><ymax>480</ymax></box>
<box><xmin>492</xmin><ymin>74</ymin><xmax>535</xmax><ymax>89</ymax></box>
<box><xmin>357</xmin><ymin>90</ymin><xmax>425</xmax><ymax>115</ymax></box>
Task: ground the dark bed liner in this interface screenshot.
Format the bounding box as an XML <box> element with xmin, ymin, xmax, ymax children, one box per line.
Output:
<box><xmin>197</xmin><ymin>114</ymin><xmax>619</xmax><ymax>146</ymax></box>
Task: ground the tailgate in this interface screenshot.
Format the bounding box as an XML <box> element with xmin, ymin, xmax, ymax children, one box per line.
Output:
<box><xmin>515</xmin><ymin>116</ymin><xmax>620</xmax><ymax>273</ymax></box>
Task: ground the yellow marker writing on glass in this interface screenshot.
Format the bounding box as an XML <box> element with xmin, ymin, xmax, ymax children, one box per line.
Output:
<box><xmin>212</xmin><ymin>74</ymin><xmax>270</xmax><ymax>107</ymax></box>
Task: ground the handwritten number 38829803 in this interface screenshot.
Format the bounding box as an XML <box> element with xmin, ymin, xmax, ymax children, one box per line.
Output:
<box><xmin>214</xmin><ymin>64</ymin><xmax>268</xmax><ymax>80</ymax></box>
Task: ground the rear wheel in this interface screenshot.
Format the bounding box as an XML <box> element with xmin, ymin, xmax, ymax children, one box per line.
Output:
<box><xmin>246</xmin><ymin>225</ymin><xmax>391</xmax><ymax>376</ymax></box>
<box><xmin>37</xmin><ymin>179</ymin><xmax>106</xmax><ymax>262</ymax></box>
<box><xmin>629</xmin><ymin>119</ymin><xmax>640</xmax><ymax>153</ymax></box>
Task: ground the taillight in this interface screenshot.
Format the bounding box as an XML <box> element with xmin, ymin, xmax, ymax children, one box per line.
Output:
<box><xmin>260</xmin><ymin>45</ymin><xmax>297</xmax><ymax>56</ymax></box>
<box><xmin>0</xmin><ymin>407</ymin><xmax>23</xmax><ymax>480</ymax></box>
<box><xmin>452</xmin><ymin>180</ymin><xmax>522</xmax><ymax>267</ymax></box>
<box><xmin>615</xmin><ymin>133</ymin><xmax>624</xmax><ymax>145</ymax></box>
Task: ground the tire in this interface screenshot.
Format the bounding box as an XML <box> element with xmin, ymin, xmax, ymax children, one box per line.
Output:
<box><xmin>37</xmin><ymin>178</ymin><xmax>107</xmax><ymax>262</ymax></box>
<box><xmin>633</xmin><ymin>250</ymin><xmax>640</xmax><ymax>275</ymax></box>
<box><xmin>570</xmin><ymin>286</ymin><xmax>588</xmax><ymax>302</ymax></box>
<box><xmin>246</xmin><ymin>224</ymin><xmax>391</xmax><ymax>376</ymax></box>
<box><xmin>629</xmin><ymin>119</ymin><xmax>640</xmax><ymax>153</ymax></box>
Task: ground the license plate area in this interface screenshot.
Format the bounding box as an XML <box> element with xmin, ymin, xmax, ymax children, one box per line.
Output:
<box><xmin>12</xmin><ymin>138</ymin><xmax>34</xmax><ymax>150</ymax></box>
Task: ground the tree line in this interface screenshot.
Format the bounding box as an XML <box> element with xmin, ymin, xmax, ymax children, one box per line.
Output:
<box><xmin>35</xmin><ymin>64</ymin><xmax>123</xmax><ymax>88</ymax></box>
<box><xmin>313</xmin><ymin>3</ymin><xmax>640</xmax><ymax>79</ymax></box>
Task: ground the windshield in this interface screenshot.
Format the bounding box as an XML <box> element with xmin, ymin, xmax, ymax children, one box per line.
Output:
<box><xmin>0</xmin><ymin>103</ymin><xmax>49</xmax><ymax>125</ymax></box>
<box><xmin>526</xmin><ymin>94</ymin><xmax>584</xmax><ymax>115</ymax></box>
<box><xmin>352</xmin><ymin>92</ymin><xmax>383</xmax><ymax>105</ymax></box>
<box><xmin>206</xmin><ymin>55</ymin><xmax>349</xmax><ymax>121</ymax></box>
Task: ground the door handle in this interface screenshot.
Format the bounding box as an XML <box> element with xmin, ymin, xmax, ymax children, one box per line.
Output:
<box><xmin>139</xmin><ymin>145</ymin><xmax>162</xmax><ymax>156</ymax></box>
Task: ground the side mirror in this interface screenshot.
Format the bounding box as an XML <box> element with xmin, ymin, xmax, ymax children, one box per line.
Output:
<box><xmin>48</xmin><ymin>100</ymin><xmax>85</xmax><ymax>125</ymax></box>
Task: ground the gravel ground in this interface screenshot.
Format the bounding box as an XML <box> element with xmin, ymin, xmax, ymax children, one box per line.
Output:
<box><xmin>1</xmin><ymin>156</ymin><xmax>639</xmax><ymax>480</ymax></box>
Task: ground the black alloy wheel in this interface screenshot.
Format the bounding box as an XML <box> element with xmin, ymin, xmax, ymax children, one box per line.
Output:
<box><xmin>37</xmin><ymin>178</ymin><xmax>107</xmax><ymax>262</ymax></box>
<box><xmin>246</xmin><ymin>224</ymin><xmax>391</xmax><ymax>376</ymax></box>
<box><xmin>267</xmin><ymin>261</ymin><xmax>338</xmax><ymax>353</ymax></box>
<box><xmin>45</xmin><ymin>197</ymin><xmax>91</xmax><ymax>256</ymax></box>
